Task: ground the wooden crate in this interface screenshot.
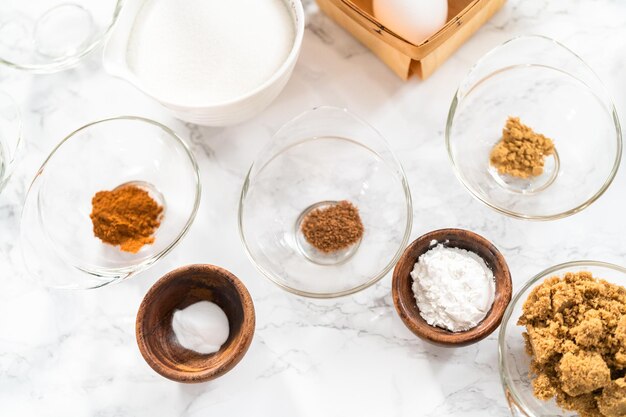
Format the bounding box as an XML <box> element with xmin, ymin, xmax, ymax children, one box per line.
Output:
<box><xmin>316</xmin><ymin>0</ymin><xmax>506</xmax><ymax>79</ymax></box>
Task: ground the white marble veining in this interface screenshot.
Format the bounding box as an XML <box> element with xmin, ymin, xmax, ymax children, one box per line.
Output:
<box><xmin>2</xmin><ymin>0</ymin><xmax>626</xmax><ymax>415</ymax></box>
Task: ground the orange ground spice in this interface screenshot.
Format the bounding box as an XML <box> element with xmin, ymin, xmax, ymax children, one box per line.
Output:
<box><xmin>90</xmin><ymin>184</ymin><xmax>163</xmax><ymax>253</ymax></box>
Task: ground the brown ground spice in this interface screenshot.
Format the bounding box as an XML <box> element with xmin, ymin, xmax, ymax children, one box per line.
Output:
<box><xmin>301</xmin><ymin>200</ymin><xmax>364</xmax><ymax>253</ymax></box>
<box><xmin>90</xmin><ymin>184</ymin><xmax>163</xmax><ymax>254</ymax></box>
<box><xmin>518</xmin><ymin>272</ymin><xmax>626</xmax><ymax>417</ymax></box>
<box><xmin>490</xmin><ymin>116</ymin><xmax>555</xmax><ymax>179</ymax></box>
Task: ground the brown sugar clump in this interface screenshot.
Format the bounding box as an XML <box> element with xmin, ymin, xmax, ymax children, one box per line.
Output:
<box><xmin>90</xmin><ymin>185</ymin><xmax>163</xmax><ymax>254</ymax></box>
<box><xmin>559</xmin><ymin>351</ymin><xmax>611</xmax><ymax>396</ymax></box>
<box><xmin>599</xmin><ymin>378</ymin><xmax>626</xmax><ymax>417</ymax></box>
<box><xmin>301</xmin><ymin>200</ymin><xmax>364</xmax><ymax>253</ymax></box>
<box><xmin>490</xmin><ymin>116</ymin><xmax>555</xmax><ymax>179</ymax></box>
<box><xmin>572</xmin><ymin>316</ymin><xmax>604</xmax><ymax>348</ymax></box>
<box><xmin>518</xmin><ymin>272</ymin><xmax>626</xmax><ymax>417</ymax></box>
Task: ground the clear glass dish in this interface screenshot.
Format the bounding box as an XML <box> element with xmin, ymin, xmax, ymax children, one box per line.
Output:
<box><xmin>21</xmin><ymin>116</ymin><xmax>201</xmax><ymax>289</ymax></box>
<box><xmin>498</xmin><ymin>261</ymin><xmax>626</xmax><ymax>416</ymax></box>
<box><xmin>238</xmin><ymin>107</ymin><xmax>413</xmax><ymax>298</ymax></box>
<box><xmin>446</xmin><ymin>35</ymin><xmax>622</xmax><ymax>220</ymax></box>
<box><xmin>0</xmin><ymin>91</ymin><xmax>21</xmax><ymax>193</ymax></box>
<box><xmin>0</xmin><ymin>0</ymin><xmax>122</xmax><ymax>72</ymax></box>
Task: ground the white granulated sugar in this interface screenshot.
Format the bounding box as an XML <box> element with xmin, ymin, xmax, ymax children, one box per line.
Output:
<box><xmin>127</xmin><ymin>0</ymin><xmax>295</xmax><ymax>105</ymax></box>
<box><xmin>411</xmin><ymin>244</ymin><xmax>495</xmax><ymax>332</ymax></box>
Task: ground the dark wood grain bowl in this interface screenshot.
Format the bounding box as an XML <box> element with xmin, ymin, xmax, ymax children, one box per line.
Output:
<box><xmin>392</xmin><ymin>229</ymin><xmax>512</xmax><ymax>347</ymax></box>
<box><xmin>136</xmin><ymin>264</ymin><xmax>255</xmax><ymax>383</ymax></box>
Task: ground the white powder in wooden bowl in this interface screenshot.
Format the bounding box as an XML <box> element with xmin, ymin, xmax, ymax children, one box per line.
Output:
<box><xmin>172</xmin><ymin>301</ymin><xmax>230</xmax><ymax>355</ymax></box>
<box><xmin>127</xmin><ymin>0</ymin><xmax>295</xmax><ymax>106</ymax></box>
<box><xmin>410</xmin><ymin>244</ymin><xmax>495</xmax><ymax>332</ymax></box>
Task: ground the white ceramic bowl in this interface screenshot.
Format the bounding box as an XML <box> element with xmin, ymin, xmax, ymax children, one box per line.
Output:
<box><xmin>103</xmin><ymin>0</ymin><xmax>304</xmax><ymax>126</ymax></box>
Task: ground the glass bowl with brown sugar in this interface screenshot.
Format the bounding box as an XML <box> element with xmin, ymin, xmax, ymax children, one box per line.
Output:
<box><xmin>238</xmin><ymin>106</ymin><xmax>412</xmax><ymax>298</ymax></box>
<box><xmin>20</xmin><ymin>116</ymin><xmax>200</xmax><ymax>289</ymax></box>
<box><xmin>446</xmin><ymin>35</ymin><xmax>621</xmax><ymax>220</ymax></box>
<box><xmin>499</xmin><ymin>261</ymin><xmax>626</xmax><ymax>417</ymax></box>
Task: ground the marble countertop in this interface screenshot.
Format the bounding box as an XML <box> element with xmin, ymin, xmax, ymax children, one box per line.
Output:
<box><xmin>2</xmin><ymin>0</ymin><xmax>626</xmax><ymax>415</ymax></box>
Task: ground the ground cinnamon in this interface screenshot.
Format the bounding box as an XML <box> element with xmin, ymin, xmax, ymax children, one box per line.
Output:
<box><xmin>90</xmin><ymin>184</ymin><xmax>163</xmax><ymax>253</ymax></box>
<box><xmin>301</xmin><ymin>200</ymin><xmax>364</xmax><ymax>253</ymax></box>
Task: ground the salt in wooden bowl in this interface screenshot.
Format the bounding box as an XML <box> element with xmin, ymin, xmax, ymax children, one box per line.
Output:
<box><xmin>136</xmin><ymin>264</ymin><xmax>255</xmax><ymax>382</ymax></box>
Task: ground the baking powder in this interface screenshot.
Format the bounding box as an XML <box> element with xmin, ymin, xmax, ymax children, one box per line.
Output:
<box><xmin>410</xmin><ymin>243</ymin><xmax>495</xmax><ymax>332</ymax></box>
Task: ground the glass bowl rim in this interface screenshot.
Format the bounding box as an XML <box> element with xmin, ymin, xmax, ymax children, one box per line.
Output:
<box><xmin>497</xmin><ymin>260</ymin><xmax>626</xmax><ymax>416</ymax></box>
<box><xmin>0</xmin><ymin>90</ymin><xmax>23</xmax><ymax>183</ymax></box>
<box><xmin>445</xmin><ymin>34</ymin><xmax>623</xmax><ymax>221</ymax></box>
<box><xmin>21</xmin><ymin>115</ymin><xmax>201</xmax><ymax>285</ymax></box>
<box><xmin>0</xmin><ymin>0</ymin><xmax>124</xmax><ymax>73</ymax></box>
<box><xmin>237</xmin><ymin>106</ymin><xmax>414</xmax><ymax>298</ymax></box>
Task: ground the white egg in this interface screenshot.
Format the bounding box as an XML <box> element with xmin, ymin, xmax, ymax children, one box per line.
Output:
<box><xmin>373</xmin><ymin>0</ymin><xmax>449</xmax><ymax>45</ymax></box>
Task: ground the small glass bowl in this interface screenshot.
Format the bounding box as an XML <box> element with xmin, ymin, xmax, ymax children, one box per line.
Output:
<box><xmin>0</xmin><ymin>0</ymin><xmax>122</xmax><ymax>72</ymax></box>
<box><xmin>21</xmin><ymin>116</ymin><xmax>201</xmax><ymax>289</ymax></box>
<box><xmin>446</xmin><ymin>35</ymin><xmax>622</xmax><ymax>220</ymax></box>
<box><xmin>238</xmin><ymin>106</ymin><xmax>413</xmax><ymax>298</ymax></box>
<box><xmin>0</xmin><ymin>91</ymin><xmax>21</xmax><ymax>193</ymax></box>
<box><xmin>499</xmin><ymin>261</ymin><xmax>626</xmax><ymax>416</ymax></box>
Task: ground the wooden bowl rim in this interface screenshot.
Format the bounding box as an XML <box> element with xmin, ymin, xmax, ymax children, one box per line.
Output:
<box><xmin>392</xmin><ymin>228</ymin><xmax>512</xmax><ymax>347</ymax></box>
<box><xmin>135</xmin><ymin>264</ymin><xmax>256</xmax><ymax>382</ymax></box>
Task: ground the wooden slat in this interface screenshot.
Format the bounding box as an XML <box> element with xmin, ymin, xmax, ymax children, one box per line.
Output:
<box><xmin>317</xmin><ymin>0</ymin><xmax>413</xmax><ymax>78</ymax></box>
<box><xmin>414</xmin><ymin>0</ymin><xmax>506</xmax><ymax>79</ymax></box>
<box><xmin>316</xmin><ymin>0</ymin><xmax>506</xmax><ymax>79</ymax></box>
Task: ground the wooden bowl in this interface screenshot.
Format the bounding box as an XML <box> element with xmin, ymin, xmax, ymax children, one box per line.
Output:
<box><xmin>392</xmin><ymin>229</ymin><xmax>512</xmax><ymax>347</ymax></box>
<box><xmin>136</xmin><ymin>264</ymin><xmax>255</xmax><ymax>383</ymax></box>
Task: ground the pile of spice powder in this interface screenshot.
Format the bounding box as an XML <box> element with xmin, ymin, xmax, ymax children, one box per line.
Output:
<box><xmin>90</xmin><ymin>184</ymin><xmax>163</xmax><ymax>254</ymax></box>
<box><xmin>518</xmin><ymin>272</ymin><xmax>626</xmax><ymax>417</ymax></box>
<box><xmin>490</xmin><ymin>116</ymin><xmax>555</xmax><ymax>179</ymax></box>
<box><xmin>301</xmin><ymin>200</ymin><xmax>364</xmax><ymax>253</ymax></box>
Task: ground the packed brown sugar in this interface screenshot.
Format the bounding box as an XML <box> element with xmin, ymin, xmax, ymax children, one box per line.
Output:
<box><xmin>490</xmin><ymin>116</ymin><xmax>555</xmax><ymax>179</ymax></box>
<box><xmin>518</xmin><ymin>271</ymin><xmax>626</xmax><ymax>417</ymax></box>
